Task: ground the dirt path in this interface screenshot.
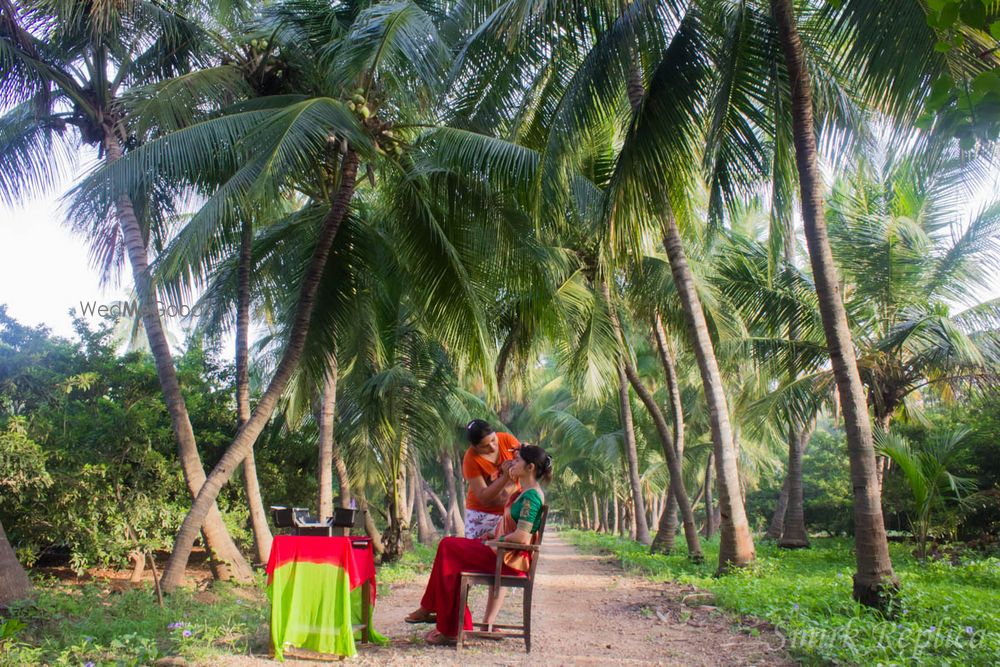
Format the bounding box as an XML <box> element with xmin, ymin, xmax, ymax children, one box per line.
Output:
<box><xmin>215</xmin><ymin>532</ymin><xmax>794</xmax><ymax>666</ymax></box>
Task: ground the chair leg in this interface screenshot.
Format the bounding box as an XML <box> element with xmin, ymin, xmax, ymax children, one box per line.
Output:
<box><xmin>456</xmin><ymin>576</ymin><xmax>468</xmax><ymax>652</ymax></box>
<box><xmin>523</xmin><ymin>587</ymin><xmax>532</xmax><ymax>653</ymax></box>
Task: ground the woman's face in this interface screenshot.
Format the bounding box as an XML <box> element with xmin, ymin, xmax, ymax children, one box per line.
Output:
<box><xmin>508</xmin><ymin>451</ymin><xmax>531</xmax><ymax>480</ymax></box>
<box><xmin>473</xmin><ymin>432</ymin><xmax>498</xmax><ymax>456</ymax></box>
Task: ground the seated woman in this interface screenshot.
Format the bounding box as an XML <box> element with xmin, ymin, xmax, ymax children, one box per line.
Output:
<box><xmin>405</xmin><ymin>444</ymin><xmax>553</xmax><ymax>645</ymax></box>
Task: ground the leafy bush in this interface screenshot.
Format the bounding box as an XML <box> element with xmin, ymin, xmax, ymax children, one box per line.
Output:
<box><xmin>0</xmin><ymin>311</ymin><xmax>256</xmax><ymax>571</ymax></box>
<box><xmin>565</xmin><ymin>531</ymin><xmax>1000</xmax><ymax>666</ymax></box>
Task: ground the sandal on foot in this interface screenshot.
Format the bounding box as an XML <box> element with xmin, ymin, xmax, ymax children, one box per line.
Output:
<box><xmin>424</xmin><ymin>630</ymin><xmax>456</xmax><ymax>646</ymax></box>
<box><xmin>405</xmin><ymin>609</ymin><xmax>436</xmax><ymax>624</ymax></box>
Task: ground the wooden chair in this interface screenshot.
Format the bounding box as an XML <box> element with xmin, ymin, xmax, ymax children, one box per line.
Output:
<box><xmin>456</xmin><ymin>505</ymin><xmax>549</xmax><ymax>653</ymax></box>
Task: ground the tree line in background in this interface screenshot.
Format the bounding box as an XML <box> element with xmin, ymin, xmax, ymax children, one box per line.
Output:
<box><xmin>1</xmin><ymin>0</ymin><xmax>999</xmax><ymax>613</ymax></box>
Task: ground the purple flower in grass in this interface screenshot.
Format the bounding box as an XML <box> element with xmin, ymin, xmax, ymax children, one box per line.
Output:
<box><xmin>929</xmin><ymin>626</ymin><xmax>937</xmax><ymax>633</ymax></box>
<box><xmin>84</xmin><ymin>662</ymin><xmax>95</xmax><ymax>667</ymax></box>
<box><xmin>182</xmin><ymin>629</ymin><xmax>192</xmax><ymax>638</ymax></box>
<box><xmin>792</xmin><ymin>603</ymin><xmax>799</xmax><ymax>611</ymax></box>
<box><xmin>965</xmin><ymin>626</ymin><xmax>975</xmax><ymax>636</ymax></box>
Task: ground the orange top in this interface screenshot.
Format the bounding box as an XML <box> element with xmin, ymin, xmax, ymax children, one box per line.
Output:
<box><xmin>462</xmin><ymin>431</ymin><xmax>520</xmax><ymax>514</ymax></box>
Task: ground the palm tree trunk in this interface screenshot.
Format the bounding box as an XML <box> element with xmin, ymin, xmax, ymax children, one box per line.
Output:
<box><xmin>771</xmin><ymin>0</ymin><xmax>897</xmax><ymax>608</ymax></box>
<box><xmin>384</xmin><ymin>433</ymin><xmax>413</xmax><ymax>561</ymax></box>
<box><xmin>413</xmin><ymin>463</ymin><xmax>438</xmax><ymax>545</ymax></box>
<box><xmin>765</xmin><ymin>473</ymin><xmax>791</xmax><ymax>540</ymax></box>
<box><xmin>616</xmin><ymin>361</ymin><xmax>651</xmax><ymax>544</ymax></box>
<box><xmin>383</xmin><ymin>465</ymin><xmax>409</xmax><ymax>561</ymax></box>
<box><xmin>496</xmin><ymin>327</ymin><xmax>517</xmax><ymax>424</ymax></box>
<box><xmin>592</xmin><ymin>493</ymin><xmax>603</xmax><ymax>532</ymax></box>
<box><xmin>334</xmin><ymin>445</ymin><xmax>351</xmax><ymax>507</ymax></box>
<box><xmin>650</xmin><ymin>313</ymin><xmax>690</xmax><ymax>555</ymax></box>
<box><xmin>655</xmin><ymin>490</ymin><xmax>680</xmax><ymax>550</ymax></box>
<box><xmin>235</xmin><ymin>218</ymin><xmax>273</xmax><ymax>564</ymax></box>
<box><xmin>780</xmin><ymin>417</ymin><xmax>816</xmax><ymax>548</ymax></box>
<box><xmin>355</xmin><ymin>491</ymin><xmax>384</xmax><ymax>555</ymax></box>
<box><xmin>653</xmin><ymin>314</ymin><xmax>685</xmax><ymax>452</ymax></box>
<box><xmin>703</xmin><ymin>453</ymin><xmax>716</xmax><ymax>539</ymax></box>
<box><xmin>874</xmin><ymin>411</ymin><xmax>893</xmax><ymax>491</ymax></box>
<box><xmin>441</xmin><ymin>449</ymin><xmax>464</xmax><ymax>536</ymax></box>
<box><xmin>423</xmin><ymin>481</ymin><xmax>448</xmax><ymax>531</ymax></box>
<box><xmin>403</xmin><ymin>463</ymin><xmax>416</xmax><ymax>528</ymax></box>
<box><xmin>661</xmin><ymin>218</ymin><xmax>754</xmax><ymax>571</ymax></box>
<box><xmin>0</xmin><ymin>519</ymin><xmax>31</xmax><ymax>607</ymax></box>
<box><xmin>104</xmin><ymin>133</ymin><xmax>252</xmax><ymax>585</ymax></box>
<box><xmin>452</xmin><ymin>445</ymin><xmax>469</xmax><ymax>509</ymax></box>
<box><xmin>159</xmin><ymin>150</ymin><xmax>360</xmax><ymax>592</ymax></box>
<box><xmin>318</xmin><ymin>359</ymin><xmax>337</xmax><ymax>522</ymax></box>
<box><xmin>775</xmin><ymin>206</ymin><xmax>811</xmax><ymax>549</ymax></box>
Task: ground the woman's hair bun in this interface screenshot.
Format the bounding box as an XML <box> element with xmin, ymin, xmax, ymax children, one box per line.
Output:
<box><xmin>518</xmin><ymin>444</ymin><xmax>553</xmax><ymax>483</ymax></box>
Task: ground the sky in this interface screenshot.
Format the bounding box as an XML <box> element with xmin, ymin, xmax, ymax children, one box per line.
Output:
<box><xmin>0</xmin><ymin>194</ymin><xmax>110</xmax><ymax>338</ymax></box>
<box><xmin>0</xmin><ymin>176</ymin><xmax>205</xmax><ymax>351</ymax></box>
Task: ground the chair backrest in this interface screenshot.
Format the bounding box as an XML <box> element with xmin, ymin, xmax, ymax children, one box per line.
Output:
<box><xmin>525</xmin><ymin>505</ymin><xmax>549</xmax><ymax>584</ymax></box>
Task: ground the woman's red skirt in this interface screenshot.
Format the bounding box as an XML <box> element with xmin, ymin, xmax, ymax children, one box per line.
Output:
<box><xmin>419</xmin><ymin>536</ymin><xmax>523</xmax><ymax>636</ymax></box>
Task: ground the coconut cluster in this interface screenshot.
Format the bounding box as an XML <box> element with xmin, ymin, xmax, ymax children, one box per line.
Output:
<box><xmin>345</xmin><ymin>87</ymin><xmax>403</xmax><ymax>157</ymax></box>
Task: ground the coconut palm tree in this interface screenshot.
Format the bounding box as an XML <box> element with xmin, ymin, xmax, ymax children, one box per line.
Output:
<box><xmin>770</xmin><ymin>0</ymin><xmax>898</xmax><ymax>607</ymax></box>
<box><xmin>0</xmin><ymin>0</ymin><xmax>255</xmax><ymax>582</ymax></box>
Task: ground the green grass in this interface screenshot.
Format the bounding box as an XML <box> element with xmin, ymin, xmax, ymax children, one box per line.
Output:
<box><xmin>563</xmin><ymin>530</ymin><xmax>1000</xmax><ymax>666</ymax></box>
<box><xmin>0</xmin><ymin>545</ymin><xmax>436</xmax><ymax>667</ymax></box>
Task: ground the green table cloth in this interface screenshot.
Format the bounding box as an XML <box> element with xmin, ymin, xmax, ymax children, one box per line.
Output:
<box><xmin>266</xmin><ymin>535</ymin><xmax>386</xmax><ymax>660</ymax></box>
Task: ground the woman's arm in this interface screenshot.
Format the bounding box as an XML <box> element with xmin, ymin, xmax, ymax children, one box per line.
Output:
<box><xmin>499</xmin><ymin>490</ymin><xmax>542</xmax><ymax>545</ymax></box>
<box><xmin>499</xmin><ymin>527</ymin><xmax>533</xmax><ymax>545</ymax></box>
<box><xmin>467</xmin><ymin>469</ymin><xmax>515</xmax><ymax>506</ymax></box>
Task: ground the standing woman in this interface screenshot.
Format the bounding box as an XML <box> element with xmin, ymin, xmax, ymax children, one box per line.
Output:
<box><xmin>405</xmin><ymin>444</ymin><xmax>553</xmax><ymax>644</ymax></box>
<box><xmin>461</xmin><ymin>419</ymin><xmax>520</xmax><ymax>539</ymax></box>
